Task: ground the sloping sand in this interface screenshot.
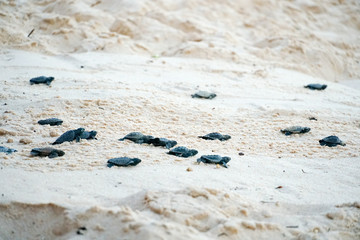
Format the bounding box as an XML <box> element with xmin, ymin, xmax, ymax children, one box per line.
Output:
<box><xmin>0</xmin><ymin>0</ymin><xmax>360</xmax><ymax>239</ymax></box>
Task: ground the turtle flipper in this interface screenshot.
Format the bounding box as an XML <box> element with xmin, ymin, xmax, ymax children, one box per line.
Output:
<box><xmin>107</xmin><ymin>163</ymin><xmax>114</xmax><ymax>168</ymax></box>
<box><xmin>284</xmin><ymin>132</ymin><xmax>292</xmax><ymax>136</ymax></box>
<box><xmin>76</xmin><ymin>136</ymin><xmax>81</xmax><ymax>142</ymax></box>
<box><xmin>48</xmin><ymin>152</ymin><xmax>59</xmax><ymax>158</ymax></box>
<box><xmin>46</xmin><ymin>81</ymin><xmax>52</xmax><ymax>86</ymax></box>
<box><xmin>222</xmin><ymin>162</ymin><xmax>228</xmax><ymax>168</ymax></box>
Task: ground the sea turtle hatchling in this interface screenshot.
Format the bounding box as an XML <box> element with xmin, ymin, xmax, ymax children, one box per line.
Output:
<box><xmin>304</xmin><ymin>84</ymin><xmax>327</xmax><ymax>90</ymax></box>
<box><xmin>0</xmin><ymin>146</ymin><xmax>17</xmax><ymax>155</ymax></box>
<box><xmin>107</xmin><ymin>157</ymin><xmax>141</xmax><ymax>168</ymax></box>
<box><xmin>149</xmin><ymin>137</ymin><xmax>177</xmax><ymax>149</ymax></box>
<box><xmin>30</xmin><ymin>76</ymin><xmax>55</xmax><ymax>86</ymax></box>
<box><xmin>197</xmin><ymin>155</ymin><xmax>231</xmax><ymax>168</ymax></box>
<box><xmin>30</xmin><ymin>147</ymin><xmax>65</xmax><ymax>158</ymax></box>
<box><xmin>52</xmin><ymin>128</ymin><xmax>85</xmax><ymax>145</ymax></box>
<box><xmin>167</xmin><ymin>146</ymin><xmax>198</xmax><ymax>158</ymax></box>
<box><xmin>319</xmin><ymin>136</ymin><xmax>346</xmax><ymax>147</ymax></box>
<box><xmin>281</xmin><ymin>126</ymin><xmax>311</xmax><ymax>136</ymax></box>
<box><xmin>119</xmin><ymin>132</ymin><xmax>154</xmax><ymax>144</ymax></box>
<box><xmin>38</xmin><ymin>118</ymin><xmax>63</xmax><ymax>126</ymax></box>
<box><xmin>80</xmin><ymin>130</ymin><xmax>97</xmax><ymax>140</ymax></box>
<box><xmin>191</xmin><ymin>91</ymin><xmax>217</xmax><ymax>99</ymax></box>
<box><xmin>198</xmin><ymin>132</ymin><xmax>231</xmax><ymax>141</ymax></box>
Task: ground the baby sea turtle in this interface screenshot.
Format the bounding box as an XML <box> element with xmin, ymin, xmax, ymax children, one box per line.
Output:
<box><xmin>198</xmin><ymin>132</ymin><xmax>231</xmax><ymax>141</ymax></box>
<box><xmin>149</xmin><ymin>137</ymin><xmax>177</xmax><ymax>149</ymax></box>
<box><xmin>80</xmin><ymin>130</ymin><xmax>97</xmax><ymax>140</ymax></box>
<box><xmin>107</xmin><ymin>157</ymin><xmax>141</xmax><ymax>168</ymax></box>
<box><xmin>38</xmin><ymin>118</ymin><xmax>63</xmax><ymax>126</ymax></box>
<box><xmin>167</xmin><ymin>146</ymin><xmax>198</xmax><ymax>158</ymax></box>
<box><xmin>30</xmin><ymin>76</ymin><xmax>55</xmax><ymax>86</ymax></box>
<box><xmin>191</xmin><ymin>91</ymin><xmax>217</xmax><ymax>99</ymax></box>
<box><xmin>304</xmin><ymin>84</ymin><xmax>327</xmax><ymax>90</ymax></box>
<box><xmin>30</xmin><ymin>147</ymin><xmax>65</xmax><ymax>158</ymax></box>
<box><xmin>0</xmin><ymin>146</ymin><xmax>17</xmax><ymax>154</ymax></box>
<box><xmin>52</xmin><ymin>128</ymin><xmax>85</xmax><ymax>145</ymax></box>
<box><xmin>319</xmin><ymin>136</ymin><xmax>346</xmax><ymax>147</ymax></box>
<box><xmin>197</xmin><ymin>155</ymin><xmax>231</xmax><ymax>168</ymax></box>
<box><xmin>281</xmin><ymin>126</ymin><xmax>311</xmax><ymax>136</ymax></box>
<box><xmin>119</xmin><ymin>132</ymin><xmax>154</xmax><ymax>144</ymax></box>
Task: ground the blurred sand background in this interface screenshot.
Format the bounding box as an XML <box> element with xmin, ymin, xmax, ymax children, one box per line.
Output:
<box><xmin>0</xmin><ymin>0</ymin><xmax>360</xmax><ymax>239</ymax></box>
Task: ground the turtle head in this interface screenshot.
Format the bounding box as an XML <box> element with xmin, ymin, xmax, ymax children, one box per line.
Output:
<box><xmin>190</xmin><ymin>149</ymin><xmax>199</xmax><ymax>156</ymax></box>
<box><xmin>166</xmin><ymin>140</ymin><xmax>177</xmax><ymax>149</ymax></box>
<box><xmin>57</xmin><ymin>150</ymin><xmax>65</xmax><ymax>157</ymax></box>
<box><xmin>89</xmin><ymin>131</ymin><xmax>97</xmax><ymax>138</ymax></box>
<box><xmin>301</xmin><ymin>127</ymin><xmax>311</xmax><ymax>134</ymax></box>
<box><xmin>131</xmin><ymin>158</ymin><xmax>142</xmax><ymax>166</ymax></box>
<box><xmin>75</xmin><ymin>128</ymin><xmax>85</xmax><ymax>134</ymax></box>
<box><xmin>221</xmin><ymin>157</ymin><xmax>231</xmax><ymax>163</ymax></box>
<box><xmin>222</xmin><ymin>135</ymin><xmax>231</xmax><ymax>141</ymax></box>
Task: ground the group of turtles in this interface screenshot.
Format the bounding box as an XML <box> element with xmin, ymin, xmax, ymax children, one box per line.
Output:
<box><xmin>111</xmin><ymin>131</ymin><xmax>233</xmax><ymax>168</ymax></box>
<box><xmin>0</xmin><ymin>77</ymin><xmax>347</xmax><ymax>168</ymax></box>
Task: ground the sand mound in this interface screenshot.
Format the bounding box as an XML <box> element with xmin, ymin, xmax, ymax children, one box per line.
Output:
<box><xmin>0</xmin><ymin>0</ymin><xmax>359</xmax><ymax>80</ymax></box>
<box><xmin>1</xmin><ymin>188</ymin><xmax>359</xmax><ymax>239</ymax></box>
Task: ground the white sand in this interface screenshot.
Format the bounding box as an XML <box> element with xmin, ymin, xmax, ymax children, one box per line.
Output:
<box><xmin>1</xmin><ymin>0</ymin><xmax>360</xmax><ymax>239</ymax></box>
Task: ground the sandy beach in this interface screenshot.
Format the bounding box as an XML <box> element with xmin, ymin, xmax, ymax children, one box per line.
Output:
<box><xmin>0</xmin><ymin>0</ymin><xmax>360</xmax><ymax>239</ymax></box>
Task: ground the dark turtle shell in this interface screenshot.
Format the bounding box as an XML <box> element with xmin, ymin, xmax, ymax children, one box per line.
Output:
<box><xmin>53</xmin><ymin>128</ymin><xmax>85</xmax><ymax>145</ymax></box>
<box><xmin>107</xmin><ymin>157</ymin><xmax>141</xmax><ymax>167</ymax></box>
<box><xmin>304</xmin><ymin>84</ymin><xmax>327</xmax><ymax>90</ymax></box>
<box><xmin>80</xmin><ymin>130</ymin><xmax>97</xmax><ymax>140</ymax></box>
<box><xmin>119</xmin><ymin>132</ymin><xmax>154</xmax><ymax>144</ymax></box>
<box><xmin>30</xmin><ymin>147</ymin><xmax>65</xmax><ymax>158</ymax></box>
<box><xmin>38</xmin><ymin>118</ymin><xmax>63</xmax><ymax>126</ymax></box>
<box><xmin>0</xmin><ymin>146</ymin><xmax>17</xmax><ymax>155</ymax></box>
<box><xmin>149</xmin><ymin>137</ymin><xmax>177</xmax><ymax>149</ymax></box>
<box><xmin>319</xmin><ymin>136</ymin><xmax>346</xmax><ymax>147</ymax></box>
<box><xmin>191</xmin><ymin>91</ymin><xmax>217</xmax><ymax>99</ymax></box>
<box><xmin>198</xmin><ymin>132</ymin><xmax>231</xmax><ymax>141</ymax></box>
<box><xmin>281</xmin><ymin>126</ymin><xmax>311</xmax><ymax>136</ymax></box>
<box><xmin>30</xmin><ymin>76</ymin><xmax>55</xmax><ymax>86</ymax></box>
<box><xmin>197</xmin><ymin>155</ymin><xmax>231</xmax><ymax>168</ymax></box>
<box><xmin>168</xmin><ymin>146</ymin><xmax>198</xmax><ymax>158</ymax></box>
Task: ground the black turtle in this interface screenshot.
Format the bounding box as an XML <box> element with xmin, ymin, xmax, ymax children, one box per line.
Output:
<box><xmin>198</xmin><ymin>132</ymin><xmax>231</xmax><ymax>141</ymax></box>
<box><xmin>0</xmin><ymin>146</ymin><xmax>17</xmax><ymax>155</ymax></box>
<box><xmin>80</xmin><ymin>130</ymin><xmax>97</xmax><ymax>140</ymax></box>
<box><xmin>148</xmin><ymin>137</ymin><xmax>177</xmax><ymax>149</ymax></box>
<box><xmin>30</xmin><ymin>76</ymin><xmax>55</xmax><ymax>86</ymax></box>
<box><xmin>304</xmin><ymin>84</ymin><xmax>327</xmax><ymax>90</ymax></box>
<box><xmin>167</xmin><ymin>146</ymin><xmax>198</xmax><ymax>158</ymax></box>
<box><xmin>52</xmin><ymin>128</ymin><xmax>85</xmax><ymax>145</ymax></box>
<box><xmin>191</xmin><ymin>91</ymin><xmax>217</xmax><ymax>99</ymax></box>
<box><xmin>197</xmin><ymin>155</ymin><xmax>231</xmax><ymax>168</ymax></box>
<box><xmin>319</xmin><ymin>136</ymin><xmax>346</xmax><ymax>147</ymax></box>
<box><xmin>119</xmin><ymin>132</ymin><xmax>154</xmax><ymax>144</ymax></box>
<box><xmin>281</xmin><ymin>126</ymin><xmax>311</xmax><ymax>136</ymax></box>
<box><xmin>30</xmin><ymin>147</ymin><xmax>65</xmax><ymax>158</ymax></box>
<box><xmin>38</xmin><ymin>118</ymin><xmax>63</xmax><ymax>126</ymax></box>
<box><xmin>107</xmin><ymin>157</ymin><xmax>141</xmax><ymax>168</ymax></box>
